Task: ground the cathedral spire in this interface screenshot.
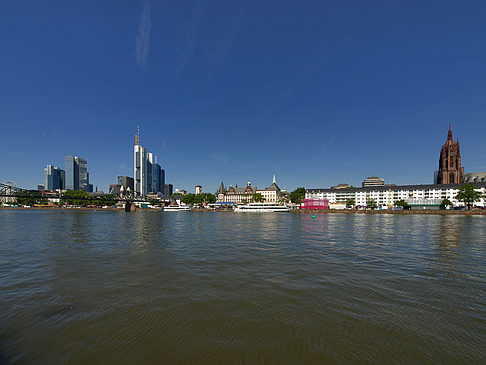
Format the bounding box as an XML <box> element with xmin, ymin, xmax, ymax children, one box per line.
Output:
<box><xmin>438</xmin><ymin>123</ymin><xmax>464</xmax><ymax>184</ymax></box>
<box><xmin>272</xmin><ymin>173</ymin><xmax>276</xmax><ymax>184</ymax></box>
<box><xmin>447</xmin><ymin>123</ymin><xmax>453</xmax><ymax>140</ymax></box>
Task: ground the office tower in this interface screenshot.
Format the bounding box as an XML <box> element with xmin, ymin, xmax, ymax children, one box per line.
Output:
<box><xmin>65</xmin><ymin>155</ymin><xmax>90</xmax><ymax>191</ymax></box>
<box><xmin>134</xmin><ymin>129</ymin><xmax>147</xmax><ymax>196</ymax></box>
<box><xmin>150</xmin><ymin>157</ymin><xmax>164</xmax><ymax>194</ymax></box>
<box><xmin>134</xmin><ymin>127</ymin><xmax>164</xmax><ymax>197</ymax></box>
<box><xmin>44</xmin><ymin>165</ymin><xmax>65</xmax><ymax>190</ymax></box>
<box><xmin>164</xmin><ymin>184</ymin><xmax>173</xmax><ymax>199</ymax></box>
<box><xmin>117</xmin><ymin>176</ymin><xmax>135</xmax><ymax>192</ymax></box>
<box><xmin>159</xmin><ymin>169</ymin><xmax>165</xmax><ymax>195</ymax></box>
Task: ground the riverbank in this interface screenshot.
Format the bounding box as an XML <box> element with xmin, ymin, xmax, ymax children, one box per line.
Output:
<box><xmin>0</xmin><ymin>206</ymin><xmax>156</xmax><ymax>212</ymax></box>
<box><xmin>292</xmin><ymin>208</ymin><xmax>486</xmax><ymax>215</ymax></box>
<box><xmin>2</xmin><ymin>206</ymin><xmax>485</xmax><ymax>215</ymax></box>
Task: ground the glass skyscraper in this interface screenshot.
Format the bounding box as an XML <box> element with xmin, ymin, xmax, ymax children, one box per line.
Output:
<box><xmin>134</xmin><ymin>130</ymin><xmax>164</xmax><ymax>197</ymax></box>
<box><xmin>44</xmin><ymin>165</ymin><xmax>65</xmax><ymax>190</ymax></box>
<box><xmin>65</xmin><ymin>155</ymin><xmax>91</xmax><ymax>191</ymax></box>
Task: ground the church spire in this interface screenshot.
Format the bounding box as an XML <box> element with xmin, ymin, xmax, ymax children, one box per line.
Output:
<box><xmin>272</xmin><ymin>173</ymin><xmax>276</xmax><ymax>184</ymax></box>
<box><xmin>447</xmin><ymin>123</ymin><xmax>453</xmax><ymax>140</ymax></box>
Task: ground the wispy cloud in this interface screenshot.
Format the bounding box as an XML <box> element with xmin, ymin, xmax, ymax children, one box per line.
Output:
<box><xmin>176</xmin><ymin>0</ymin><xmax>245</xmax><ymax>81</ymax></box>
<box><xmin>203</xmin><ymin>1</ymin><xmax>245</xmax><ymax>76</ymax></box>
<box><xmin>176</xmin><ymin>0</ymin><xmax>207</xmax><ymax>75</ymax></box>
<box><xmin>212</xmin><ymin>152</ymin><xmax>229</xmax><ymax>163</ymax></box>
<box><xmin>135</xmin><ymin>0</ymin><xmax>152</xmax><ymax>70</ymax></box>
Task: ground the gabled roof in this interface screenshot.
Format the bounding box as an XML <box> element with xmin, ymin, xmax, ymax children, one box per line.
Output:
<box><xmin>267</xmin><ymin>182</ymin><xmax>280</xmax><ymax>191</ymax></box>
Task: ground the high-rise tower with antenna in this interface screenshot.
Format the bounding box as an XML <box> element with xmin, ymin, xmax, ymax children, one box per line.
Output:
<box><xmin>133</xmin><ymin>126</ymin><xmax>165</xmax><ymax>197</ymax></box>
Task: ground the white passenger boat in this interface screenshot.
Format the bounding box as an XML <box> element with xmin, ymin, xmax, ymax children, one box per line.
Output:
<box><xmin>162</xmin><ymin>205</ymin><xmax>191</xmax><ymax>211</ymax></box>
<box><xmin>234</xmin><ymin>203</ymin><xmax>290</xmax><ymax>212</ymax></box>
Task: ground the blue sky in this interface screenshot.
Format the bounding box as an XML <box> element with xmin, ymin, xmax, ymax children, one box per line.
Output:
<box><xmin>1</xmin><ymin>0</ymin><xmax>485</xmax><ymax>192</ymax></box>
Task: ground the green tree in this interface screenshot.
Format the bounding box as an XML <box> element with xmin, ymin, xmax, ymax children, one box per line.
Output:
<box><xmin>455</xmin><ymin>183</ymin><xmax>483</xmax><ymax>209</ymax></box>
<box><xmin>181</xmin><ymin>194</ymin><xmax>196</xmax><ymax>205</ymax></box>
<box><xmin>14</xmin><ymin>190</ymin><xmax>47</xmax><ymax>206</ymax></box>
<box><xmin>61</xmin><ymin>190</ymin><xmax>91</xmax><ymax>206</ymax></box>
<box><xmin>367</xmin><ymin>198</ymin><xmax>377</xmax><ymax>209</ymax></box>
<box><xmin>290</xmin><ymin>187</ymin><xmax>306</xmax><ymax>204</ymax></box>
<box><xmin>200</xmin><ymin>193</ymin><xmax>216</xmax><ymax>204</ymax></box>
<box><xmin>394</xmin><ymin>199</ymin><xmax>408</xmax><ymax>208</ymax></box>
<box><xmin>99</xmin><ymin>194</ymin><xmax>116</xmax><ymax>206</ymax></box>
<box><xmin>440</xmin><ymin>198</ymin><xmax>452</xmax><ymax>208</ymax></box>
<box><xmin>346</xmin><ymin>198</ymin><xmax>355</xmax><ymax>208</ymax></box>
<box><xmin>278</xmin><ymin>192</ymin><xmax>290</xmax><ymax>204</ymax></box>
<box><xmin>251</xmin><ymin>193</ymin><xmax>265</xmax><ymax>203</ymax></box>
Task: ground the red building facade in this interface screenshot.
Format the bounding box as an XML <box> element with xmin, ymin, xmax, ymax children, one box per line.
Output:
<box><xmin>300</xmin><ymin>198</ymin><xmax>329</xmax><ymax>210</ymax></box>
<box><xmin>437</xmin><ymin>124</ymin><xmax>464</xmax><ymax>184</ymax></box>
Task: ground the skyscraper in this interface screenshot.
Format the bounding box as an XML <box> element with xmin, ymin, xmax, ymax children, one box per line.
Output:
<box><xmin>65</xmin><ymin>155</ymin><xmax>91</xmax><ymax>191</ymax></box>
<box><xmin>164</xmin><ymin>184</ymin><xmax>173</xmax><ymax>199</ymax></box>
<box><xmin>44</xmin><ymin>165</ymin><xmax>65</xmax><ymax>190</ymax></box>
<box><xmin>437</xmin><ymin>124</ymin><xmax>465</xmax><ymax>184</ymax></box>
<box><xmin>117</xmin><ymin>176</ymin><xmax>134</xmax><ymax>192</ymax></box>
<box><xmin>134</xmin><ymin>127</ymin><xmax>164</xmax><ymax>197</ymax></box>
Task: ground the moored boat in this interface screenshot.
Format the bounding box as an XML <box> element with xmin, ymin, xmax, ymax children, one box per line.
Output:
<box><xmin>162</xmin><ymin>205</ymin><xmax>191</xmax><ymax>211</ymax></box>
<box><xmin>234</xmin><ymin>203</ymin><xmax>290</xmax><ymax>212</ymax></box>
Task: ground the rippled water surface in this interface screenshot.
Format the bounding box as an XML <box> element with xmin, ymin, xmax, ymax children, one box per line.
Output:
<box><xmin>1</xmin><ymin>210</ymin><xmax>486</xmax><ymax>364</ymax></box>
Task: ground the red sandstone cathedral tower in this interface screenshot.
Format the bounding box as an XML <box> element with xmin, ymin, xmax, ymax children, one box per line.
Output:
<box><xmin>437</xmin><ymin>124</ymin><xmax>465</xmax><ymax>184</ymax></box>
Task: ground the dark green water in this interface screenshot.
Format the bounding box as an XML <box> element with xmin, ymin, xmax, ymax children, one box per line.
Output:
<box><xmin>1</xmin><ymin>210</ymin><xmax>485</xmax><ymax>364</ymax></box>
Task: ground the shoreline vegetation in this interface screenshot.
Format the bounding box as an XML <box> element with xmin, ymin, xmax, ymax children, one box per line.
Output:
<box><xmin>1</xmin><ymin>206</ymin><xmax>485</xmax><ymax>215</ymax></box>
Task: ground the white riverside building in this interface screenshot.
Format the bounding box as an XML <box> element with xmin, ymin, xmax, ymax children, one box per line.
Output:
<box><xmin>306</xmin><ymin>183</ymin><xmax>486</xmax><ymax>208</ymax></box>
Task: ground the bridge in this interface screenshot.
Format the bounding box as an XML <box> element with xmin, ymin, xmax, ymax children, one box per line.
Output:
<box><xmin>0</xmin><ymin>181</ymin><xmax>148</xmax><ymax>211</ymax></box>
<box><xmin>0</xmin><ymin>181</ymin><xmax>27</xmax><ymax>204</ymax></box>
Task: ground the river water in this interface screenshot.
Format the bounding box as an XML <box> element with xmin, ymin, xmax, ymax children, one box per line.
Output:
<box><xmin>1</xmin><ymin>210</ymin><xmax>485</xmax><ymax>364</ymax></box>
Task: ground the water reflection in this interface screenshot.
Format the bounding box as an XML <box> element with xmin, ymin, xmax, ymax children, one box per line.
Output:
<box><xmin>435</xmin><ymin>216</ymin><xmax>464</xmax><ymax>251</ymax></box>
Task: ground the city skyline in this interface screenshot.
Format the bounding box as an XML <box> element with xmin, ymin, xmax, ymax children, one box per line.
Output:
<box><xmin>1</xmin><ymin>1</ymin><xmax>485</xmax><ymax>191</ymax></box>
<box><xmin>2</xmin><ymin>123</ymin><xmax>485</xmax><ymax>194</ymax></box>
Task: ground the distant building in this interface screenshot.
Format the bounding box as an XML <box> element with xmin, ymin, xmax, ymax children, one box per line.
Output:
<box><xmin>332</xmin><ymin>183</ymin><xmax>352</xmax><ymax>190</ymax></box>
<box><xmin>117</xmin><ymin>176</ymin><xmax>134</xmax><ymax>192</ymax></box>
<box><xmin>164</xmin><ymin>184</ymin><xmax>173</xmax><ymax>199</ymax></box>
<box><xmin>147</xmin><ymin>191</ymin><xmax>164</xmax><ymax>200</ymax></box>
<box><xmin>433</xmin><ymin>171</ymin><xmax>439</xmax><ymax>184</ymax></box>
<box><xmin>65</xmin><ymin>156</ymin><xmax>90</xmax><ymax>191</ymax></box>
<box><xmin>37</xmin><ymin>184</ymin><xmax>45</xmax><ymax>192</ymax></box>
<box><xmin>133</xmin><ymin>128</ymin><xmax>164</xmax><ymax>197</ymax></box>
<box><xmin>465</xmin><ymin>172</ymin><xmax>486</xmax><ymax>183</ymax></box>
<box><xmin>256</xmin><ymin>175</ymin><xmax>282</xmax><ymax>203</ymax></box>
<box><xmin>158</xmin><ymin>169</ymin><xmax>165</xmax><ymax>195</ymax></box>
<box><xmin>151</xmin><ymin>163</ymin><xmax>164</xmax><ymax>194</ymax></box>
<box><xmin>217</xmin><ymin>181</ymin><xmax>256</xmax><ymax>203</ymax></box>
<box><xmin>306</xmin><ymin>183</ymin><xmax>486</xmax><ymax>208</ymax></box>
<box><xmin>300</xmin><ymin>198</ymin><xmax>329</xmax><ymax>210</ymax></box>
<box><xmin>195</xmin><ymin>185</ymin><xmax>202</xmax><ymax>194</ymax></box>
<box><xmin>44</xmin><ymin>165</ymin><xmax>65</xmax><ymax>190</ymax></box>
<box><xmin>87</xmin><ymin>178</ymin><xmax>93</xmax><ymax>193</ymax></box>
<box><xmin>362</xmin><ymin>176</ymin><xmax>385</xmax><ymax>187</ymax></box>
<box><xmin>437</xmin><ymin>124</ymin><xmax>464</xmax><ymax>184</ymax></box>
